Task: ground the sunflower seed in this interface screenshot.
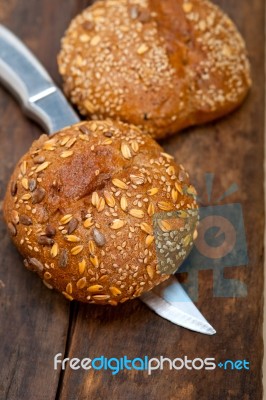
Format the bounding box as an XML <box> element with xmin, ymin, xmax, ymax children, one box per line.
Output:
<box><xmin>29</xmin><ymin>179</ymin><xmax>37</xmax><ymax>192</ymax></box>
<box><xmin>20</xmin><ymin>214</ymin><xmax>33</xmax><ymax>226</ymax></box>
<box><xmin>33</xmin><ymin>155</ymin><xmax>45</xmax><ymax>164</ymax></box>
<box><xmin>11</xmin><ymin>181</ymin><xmax>17</xmax><ymax>196</ymax></box>
<box><xmin>38</xmin><ymin>236</ymin><xmax>54</xmax><ymax>246</ymax></box>
<box><xmin>67</xmin><ymin>218</ymin><xmax>78</xmax><ymax>234</ymax></box>
<box><xmin>104</xmin><ymin>131</ymin><xmax>113</xmax><ymax>138</ymax></box>
<box><xmin>79</xmin><ymin>125</ymin><xmax>92</xmax><ymax>135</ymax></box>
<box><xmin>8</xmin><ymin>222</ymin><xmax>17</xmax><ymax>236</ymax></box>
<box><xmin>28</xmin><ymin>257</ymin><xmax>44</xmax><ymax>271</ymax></box>
<box><xmin>32</xmin><ymin>188</ymin><xmax>46</xmax><ymax>204</ymax></box>
<box><xmin>59</xmin><ymin>249</ymin><xmax>68</xmax><ymax>268</ymax></box>
<box><xmin>93</xmin><ymin>228</ymin><xmax>106</xmax><ymax>247</ymax></box>
<box><xmin>45</xmin><ymin>224</ymin><xmax>56</xmax><ymax>237</ymax></box>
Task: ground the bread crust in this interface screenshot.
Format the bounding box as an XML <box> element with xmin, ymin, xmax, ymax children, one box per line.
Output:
<box><xmin>58</xmin><ymin>0</ymin><xmax>251</xmax><ymax>139</ymax></box>
<box><xmin>3</xmin><ymin>121</ymin><xmax>198</xmax><ymax>304</ymax></box>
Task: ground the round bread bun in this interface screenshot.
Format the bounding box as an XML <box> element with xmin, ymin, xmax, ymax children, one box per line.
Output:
<box><xmin>58</xmin><ymin>0</ymin><xmax>251</xmax><ymax>140</ymax></box>
<box><xmin>3</xmin><ymin>120</ymin><xmax>198</xmax><ymax>305</ymax></box>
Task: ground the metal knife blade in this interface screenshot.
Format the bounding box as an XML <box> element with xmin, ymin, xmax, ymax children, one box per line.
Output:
<box><xmin>141</xmin><ymin>277</ymin><xmax>216</xmax><ymax>335</ymax></box>
<box><xmin>0</xmin><ymin>25</ymin><xmax>79</xmax><ymax>133</ymax></box>
<box><xmin>0</xmin><ymin>24</ymin><xmax>216</xmax><ymax>335</ymax></box>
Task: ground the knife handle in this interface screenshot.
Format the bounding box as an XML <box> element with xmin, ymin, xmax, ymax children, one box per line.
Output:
<box><xmin>0</xmin><ymin>25</ymin><xmax>79</xmax><ymax>134</ymax></box>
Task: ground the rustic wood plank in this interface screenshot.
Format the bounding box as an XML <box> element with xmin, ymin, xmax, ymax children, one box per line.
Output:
<box><xmin>58</xmin><ymin>1</ymin><xmax>265</xmax><ymax>400</ymax></box>
<box><xmin>0</xmin><ymin>1</ymin><xmax>78</xmax><ymax>398</ymax></box>
<box><xmin>0</xmin><ymin>0</ymin><xmax>264</xmax><ymax>399</ymax></box>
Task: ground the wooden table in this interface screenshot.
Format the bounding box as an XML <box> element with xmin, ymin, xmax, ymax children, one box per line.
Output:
<box><xmin>0</xmin><ymin>1</ymin><xmax>264</xmax><ymax>399</ymax></box>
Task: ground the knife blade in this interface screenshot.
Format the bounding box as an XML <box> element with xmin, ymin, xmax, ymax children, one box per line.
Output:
<box><xmin>0</xmin><ymin>24</ymin><xmax>216</xmax><ymax>335</ymax></box>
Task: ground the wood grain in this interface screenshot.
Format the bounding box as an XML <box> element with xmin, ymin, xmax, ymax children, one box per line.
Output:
<box><xmin>0</xmin><ymin>0</ymin><xmax>264</xmax><ymax>399</ymax></box>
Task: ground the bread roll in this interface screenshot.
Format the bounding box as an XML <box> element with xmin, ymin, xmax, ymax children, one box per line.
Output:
<box><xmin>58</xmin><ymin>0</ymin><xmax>251</xmax><ymax>139</ymax></box>
<box><xmin>3</xmin><ymin>120</ymin><xmax>198</xmax><ymax>304</ymax></box>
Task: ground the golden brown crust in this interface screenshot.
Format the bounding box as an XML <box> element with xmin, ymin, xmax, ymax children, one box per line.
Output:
<box><xmin>58</xmin><ymin>0</ymin><xmax>251</xmax><ymax>139</ymax></box>
<box><xmin>3</xmin><ymin>120</ymin><xmax>198</xmax><ymax>304</ymax></box>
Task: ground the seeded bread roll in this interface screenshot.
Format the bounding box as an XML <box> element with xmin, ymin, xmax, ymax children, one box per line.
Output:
<box><xmin>3</xmin><ymin>120</ymin><xmax>198</xmax><ymax>305</ymax></box>
<box><xmin>58</xmin><ymin>0</ymin><xmax>251</xmax><ymax>140</ymax></box>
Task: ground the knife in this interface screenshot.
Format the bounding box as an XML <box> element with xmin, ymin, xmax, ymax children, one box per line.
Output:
<box><xmin>0</xmin><ymin>25</ymin><xmax>216</xmax><ymax>335</ymax></box>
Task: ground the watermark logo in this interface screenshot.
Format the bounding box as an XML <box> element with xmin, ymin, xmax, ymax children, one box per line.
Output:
<box><xmin>154</xmin><ymin>173</ymin><xmax>248</xmax><ymax>300</ymax></box>
<box><xmin>53</xmin><ymin>354</ymin><xmax>250</xmax><ymax>375</ymax></box>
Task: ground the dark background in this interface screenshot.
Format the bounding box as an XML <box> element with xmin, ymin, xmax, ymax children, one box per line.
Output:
<box><xmin>0</xmin><ymin>1</ymin><xmax>264</xmax><ymax>399</ymax></box>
